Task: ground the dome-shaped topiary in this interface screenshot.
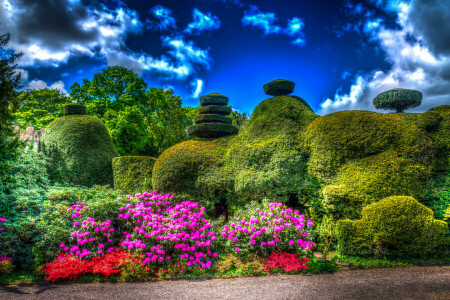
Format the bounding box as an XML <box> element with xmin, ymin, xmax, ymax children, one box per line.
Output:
<box><xmin>199</xmin><ymin>93</ymin><xmax>229</xmax><ymax>106</ymax></box>
<box><xmin>263</xmin><ymin>79</ymin><xmax>295</xmax><ymax>96</ymax></box>
<box><xmin>40</xmin><ymin>106</ymin><xmax>118</xmax><ymax>187</ymax></box>
<box><xmin>373</xmin><ymin>88</ymin><xmax>422</xmax><ymax>113</ymax></box>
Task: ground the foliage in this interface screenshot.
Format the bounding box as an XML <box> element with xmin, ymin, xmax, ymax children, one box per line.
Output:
<box><xmin>313</xmin><ymin>215</ymin><xmax>336</xmax><ymax>259</ymax></box>
<box><xmin>213</xmin><ymin>253</ymin><xmax>265</xmax><ymax>275</ymax></box>
<box><xmin>264</xmin><ymin>252</ymin><xmax>309</xmax><ymax>273</ymax></box>
<box><xmin>0</xmin><ymin>259</ymin><xmax>15</xmax><ymax>276</ymax></box>
<box><xmin>373</xmin><ymin>88</ymin><xmax>422</xmax><ymax>113</ymax></box>
<box><xmin>332</xmin><ymin>254</ymin><xmax>450</xmax><ymax>269</ymax></box>
<box><xmin>112</xmin><ymin>156</ymin><xmax>156</xmax><ymax>194</ymax></box>
<box><xmin>188</xmin><ymin>123</ymin><xmax>238</xmax><ymax>138</ymax></box>
<box><xmin>336</xmin><ymin>196</ymin><xmax>449</xmax><ymax>258</ymax></box>
<box><xmin>13</xmin><ymin>88</ymin><xmax>71</xmax><ymax>129</ymax></box>
<box><xmin>424</xmin><ymin>174</ymin><xmax>450</xmax><ymax>220</ymax></box>
<box><xmin>0</xmin><ymin>33</ymin><xmax>22</xmax><ymax>179</ymax></box>
<box><xmin>199</xmin><ymin>93</ymin><xmax>229</xmax><ymax>106</ymax></box>
<box><xmin>40</xmin><ymin>111</ymin><xmax>118</xmax><ymax>186</ymax></box>
<box><xmin>221</xmin><ymin>200</ymin><xmax>314</xmax><ymax>257</ymax></box>
<box><xmin>263</xmin><ymin>79</ymin><xmax>295</xmax><ymax>96</ymax></box>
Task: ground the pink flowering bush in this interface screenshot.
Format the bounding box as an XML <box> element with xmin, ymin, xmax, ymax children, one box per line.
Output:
<box><xmin>221</xmin><ymin>199</ymin><xmax>314</xmax><ymax>257</ymax></box>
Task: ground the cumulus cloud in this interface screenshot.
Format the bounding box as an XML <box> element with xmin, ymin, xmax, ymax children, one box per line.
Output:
<box><xmin>147</xmin><ymin>5</ymin><xmax>176</xmax><ymax>31</ymax></box>
<box><xmin>241</xmin><ymin>5</ymin><xmax>306</xmax><ymax>46</ymax></box>
<box><xmin>320</xmin><ymin>0</ymin><xmax>450</xmax><ymax>115</ymax></box>
<box><xmin>185</xmin><ymin>8</ymin><xmax>221</xmax><ymax>35</ymax></box>
<box><xmin>0</xmin><ymin>0</ymin><xmax>212</xmax><ymax>80</ymax></box>
<box><xmin>191</xmin><ymin>78</ymin><xmax>204</xmax><ymax>98</ymax></box>
<box><xmin>28</xmin><ymin>79</ymin><xmax>68</xmax><ymax>95</ymax></box>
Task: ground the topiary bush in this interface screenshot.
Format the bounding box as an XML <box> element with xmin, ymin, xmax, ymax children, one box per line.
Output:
<box><xmin>373</xmin><ymin>88</ymin><xmax>422</xmax><ymax>113</ymax></box>
<box><xmin>187</xmin><ymin>123</ymin><xmax>238</xmax><ymax>138</ymax></box>
<box><xmin>336</xmin><ymin>196</ymin><xmax>449</xmax><ymax>258</ymax></box>
<box><xmin>40</xmin><ymin>105</ymin><xmax>118</xmax><ymax>187</ymax></box>
<box><xmin>112</xmin><ymin>156</ymin><xmax>156</xmax><ymax>194</ymax></box>
<box><xmin>199</xmin><ymin>93</ymin><xmax>229</xmax><ymax>106</ymax></box>
<box><xmin>263</xmin><ymin>79</ymin><xmax>295</xmax><ymax>96</ymax></box>
<box><xmin>198</xmin><ymin>105</ymin><xmax>232</xmax><ymax>115</ymax></box>
<box><xmin>194</xmin><ymin>114</ymin><xmax>232</xmax><ymax>124</ymax></box>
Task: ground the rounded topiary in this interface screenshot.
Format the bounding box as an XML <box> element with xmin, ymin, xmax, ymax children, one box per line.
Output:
<box><xmin>198</xmin><ymin>105</ymin><xmax>232</xmax><ymax>116</ymax></box>
<box><xmin>194</xmin><ymin>114</ymin><xmax>232</xmax><ymax>124</ymax></box>
<box><xmin>187</xmin><ymin>123</ymin><xmax>238</xmax><ymax>138</ymax></box>
<box><xmin>373</xmin><ymin>88</ymin><xmax>422</xmax><ymax>113</ymax></box>
<box><xmin>63</xmin><ymin>104</ymin><xmax>86</xmax><ymax>116</ymax></box>
<box><xmin>200</xmin><ymin>93</ymin><xmax>229</xmax><ymax>107</ymax></box>
<box><xmin>337</xmin><ymin>196</ymin><xmax>449</xmax><ymax>258</ymax></box>
<box><xmin>40</xmin><ymin>114</ymin><xmax>118</xmax><ymax>187</ymax></box>
<box><xmin>112</xmin><ymin>156</ymin><xmax>156</xmax><ymax>194</ymax></box>
<box><xmin>263</xmin><ymin>79</ymin><xmax>295</xmax><ymax>96</ymax></box>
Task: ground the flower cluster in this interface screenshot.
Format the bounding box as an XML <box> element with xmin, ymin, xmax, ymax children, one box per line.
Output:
<box><xmin>0</xmin><ymin>217</ymin><xmax>5</xmax><ymax>232</ymax></box>
<box><xmin>222</xmin><ymin>201</ymin><xmax>314</xmax><ymax>255</ymax></box>
<box><xmin>44</xmin><ymin>248</ymin><xmax>131</xmax><ymax>281</ymax></box>
<box><xmin>0</xmin><ymin>256</ymin><xmax>12</xmax><ymax>263</ymax></box>
<box><xmin>119</xmin><ymin>191</ymin><xmax>218</xmax><ymax>270</ymax></box>
<box><xmin>264</xmin><ymin>251</ymin><xmax>309</xmax><ymax>273</ymax></box>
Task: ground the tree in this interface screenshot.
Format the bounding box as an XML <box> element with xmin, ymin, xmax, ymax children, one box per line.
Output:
<box><xmin>230</xmin><ymin>109</ymin><xmax>249</xmax><ymax>130</ymax></box>
<box><xmin>13</xmin><ymin>88</ymin><xmax>71</xmax><ymax>129</ymax></box>
<box><xmin>373</xmin><ymin>88</ymin><xmax>423</xmax><ymax>113</ymax></box>
<box><xmin>0</xmin><ymin>33</ymin><xmax>22</xmax><ymax>178</ymax></box>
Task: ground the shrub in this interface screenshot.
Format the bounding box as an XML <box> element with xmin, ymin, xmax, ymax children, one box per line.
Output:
<box><xmin>198</xmin><ymin>105</ymin><xmax>232</xmax><ymax>115</ymax></box>
<box><xmin>0</xmin><ymin>257</ymin><xmax>15</xmax><ymax>276</ymax></box>
<box><xmin>194</xmin><ymin>114</ymin><xmax>232</xmax><ymax>124</ymax></box>
<box><xmin>199</xmin><ymin>93</ymin><xmax>229</xmax><ymax>106</ymax></box>
<box><xmin>263</xmin><ymin>79</ymin><xmax>295</xmax><ymax>96</ymax></box>
<box><xmin>373</xmin><ymin>88</ymin><xmax>422</xmax><ymax>113</ymax></box>
<box><xmin>221</xmin><ymin>200</ymin><xmax>314</xmax><ymax>257</ymax></box>
<box><xmin>112</xmin><ymin>156</ymin><xmax>156</xmax><ymax>194</ymax></box>
<box><xmin>187</xmin><ymin>123</ymin><xmax>238</xmax><ymax>138</ymax></box>
<box><xmin>337</xmin><ymin>196</ymin><xmax>449</xmax><ymax>258</ymax></box>
<box><xmin>264</xmin><ymin>252</ymin><xmax>309</xmax><ymax>273</ymax></box>
<box><xmin>40</xmin><ymin>106</ymin><xmax>118</xmax><ymax>187</ymax></box>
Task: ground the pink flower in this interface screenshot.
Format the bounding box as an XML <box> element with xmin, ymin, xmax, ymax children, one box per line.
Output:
<box><xmin>235</xmin><ymin>247</ymin><xmax>240</xmax><ymax>252</ymax></box>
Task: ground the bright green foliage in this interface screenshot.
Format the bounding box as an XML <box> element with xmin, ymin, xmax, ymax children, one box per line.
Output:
<box><xmin>13</xmin><ymin>88</ymin><xmax>71</xmax><ymax>129</ymax></box>
<box><xmin>198</xmin><ymin>105</ymin><xmax>232</xmax><ymax>115</ymax></box>
<box><xmin>112</xmin><ymin>156</ymin><xmax>156</xmax><ymax>194</ymax></box>
<box><xmin>263</xmin><ymin>79</ymin><xmax>295</xmax><ymax>96</ymax></box>
<box><xmin>425</xmin><ymin>174</ymin><xmax>450</xmax><ymax>220</ymax></box>
<box><xmin>194</xmin><ymin>114</ymin><xmax>232</xmax><ymax>124</ymax></box>
<box><xmin>0</xmin><ymin>33</ymin><xmax>22</xmax><ymax>178</ymax></box>
<box><xmin>153</xmin><ymin>87</ymin><xmax>318</xmax><ymax>209</ymax></box>
<box><xmin>301</xmin><ymin>110</ymin><xmax>434</xmax><ymax>180</ymax></box>
<box><xmin>373</xmin><ymin>88</ymin><xmax>423</xmax><ymax>113</ymax></box>
<box><xmin>40</xmin><ymin>108</ymin><xmax>118</xmax><ymax>187</ymax></box>
<box><xmin>424</xmin><ymin>105</ymin><xmax>450</xmax><ymax>172</ymax></box>
<box><xmin>336</xmin><ymin>196</ymin><xmax>449</xmax><ymax>258</ymax></box>
<box><xmin>323</xmin><ymin>151</ymin><xmax>429</xmax><ymax>220</ymax></box>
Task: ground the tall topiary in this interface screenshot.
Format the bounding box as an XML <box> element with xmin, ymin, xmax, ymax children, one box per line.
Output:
<box><xmin>373</xmin><ymin>88</ymin><xmax>422</xmax><ymax>113</ymax></box>
<box><xmin>40</xmin><ymin>104</ymin><xmax>118</xmax><ymax>187</ymax></box>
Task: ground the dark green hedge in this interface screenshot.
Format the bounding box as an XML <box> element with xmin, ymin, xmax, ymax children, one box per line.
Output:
<box><xmin>187</xmin><ymin>123</ymin><xmax>238</xmax><ymax>138</ymax></box>
<box><xmin>63</xmin><ymin>104</ymin><xmax>86</xmax><ymax>116</ymax></box>
<box><xmin>337</xmin><ymin>196</ymin><xmax>449</xmax><ymax>258</ymax></box>
<box><xmin>198</xmin><ymin>105</ymin><xmax>232</xmax><ymax>116</ymax></box>
<box><xmin>200</xmin><ymin>93</ymin><xmax>229</xmax><ymax>107</ymax></box>
<box><xmin>40</xmin><ymin>115</ymin><xmax>118</xmax><ymax>187</ymax></box>
<box><xmin>194</xmin><ymin>114</ymin><xmax>232</xmax><ymax>124</ymax></box>
<box><xmin>373</xmin><ymin>88</ymin><xmax>422</xmax><ymax>113</ymax></box>
<box><xmin>263</xmin><ymin>79</ymin><xmax>295</xmax><ymax>96</ymax></box>
<box><xmin>112</xmin><ymin>156</ymin><xmax>156</xmax><ymax>194</ymax></box>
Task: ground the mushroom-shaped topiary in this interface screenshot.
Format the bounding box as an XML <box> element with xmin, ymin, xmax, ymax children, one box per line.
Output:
<box><xmin>263</xmin><ymin>79</ymin><xmax>295</xmax><ymax>96</ymax></box>
<box><xmin>199</xmin><ymin>93</ymin><xmax>229</xmax><ymax>106</ymax></box>
<box><xmin>373</xmin><ymin>88</ymin><xmax>422</xmax><ymax>113</ymax></box>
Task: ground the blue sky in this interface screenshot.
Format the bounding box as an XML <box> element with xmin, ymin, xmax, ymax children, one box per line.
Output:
<box><xmin>1</xmin><ymin>0</ymin><xmax>449</xmax><ymax>115</ymax></box>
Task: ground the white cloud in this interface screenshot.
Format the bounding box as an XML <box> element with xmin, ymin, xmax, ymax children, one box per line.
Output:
<box><xmin>148</xmin><ymin>5</ymin><xmax>176</xmax><ymax>30</ymax></box>
<box><xmin>191</xmin><ymin>79</ymin><xmax>204</xmax><ymax>98</ymax></box>
<box><xmin>28</xmin><ymin>79</ymin><xmax>68</xmax><ymax>95</ymax></box>
<box><xmin>241</xmin><ymin>6</ymin><xmax>306</xmax><ymax>46</ymax></box>
<box><xmin>320</xmin><ymin>0</ymin><xmax>450</xmax><ymax>115</ymax></box>
<box><xmin>185</xmin><ymin>8</ymin><xmax>221</xmax><ymax>35</ymax></box>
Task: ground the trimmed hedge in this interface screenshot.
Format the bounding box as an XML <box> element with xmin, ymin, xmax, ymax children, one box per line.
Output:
<box><xmin>263</xmin><ymin>79</ymin><xmax>295</xmax><ymax>96</ymax></box>
<box><xmin>198</xmin><ymin>105</ymin><xmax>232</xmax><ymax>116</ymax></box>
<box><xmin>194</xmin><ymin>114</ymin><xmax>232</xmax><ymax>124</ymax></box>
<box><xmin>199</xmin><ymin>93</ymin><xmax>229</xmax><ymax>106</ymax></box>
<box><xmin>63</xmin><ymin>104</ymin><xmax>86</xmax><ymax>116</ymax></box>
<box><xmin>40</xmin><ymin>114</ymin><xmax>118</xmax><ymax>187</ymax></box>
<box><xmin>187</xmin><ymin>123</ymin><xmax>238</xmax><ymax>138</ymax></box>
<box><xmin>337</xmin><ymin>196</ymin><xmax>449</xmax><ymax>258</ymax></box>
<box><xmin>373</xmin><ymin>88</ymin><xmax>422</xmax><ymax>113</ymax></box>
<box><xmin>112</xmin><ymin>156</ymin><xmax>156</xmax><ymax>194</ymax></box>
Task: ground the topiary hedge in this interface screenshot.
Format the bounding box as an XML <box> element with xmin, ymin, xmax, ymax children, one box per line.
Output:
<box><xmin>40</xmin><ymin>114</ymin><xmax>118</xmax><ymax>187</ymax></box>
<box><xmin>263</xmin><ymin>79</ymin><xmax>295</xmax><ymax>96</ymax></box>
<box><xmin>373</xmin><ymin>88</ymin><xmax>422</xmax><ymax>113</ymax></box>
<box><xmin>199</xmin><ymin>93</ymin><xmax>229</xmax><ymax>106</ymax></box>
<box><xmin>112</xmin><ymin>156</ymin><xmax>156</xmax><ymax>194</ymax></box>
<box><xmin>198</xmin><ymin>105</ymin><xmax>232</xmax><ymax>116</ymax></box>
<box><xmin>336</xmin><ymin>196</ymin><xmax>449</xmax><ymax>258</ymax></box>
<box><xmin>187</xmin><ymin>123</ymin><xmax>238</xmax><ymax>138</ymax></box>
<box><xmin>194</xmin><ymin>114</ymin><xmax>232</xmax><ymax>124</ymax></box>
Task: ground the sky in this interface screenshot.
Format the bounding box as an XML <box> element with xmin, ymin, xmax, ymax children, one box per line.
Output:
<box><xmin>1</xmin><ymin>0</ymin><xmax>449</xmax><ymax>115</ymax></box>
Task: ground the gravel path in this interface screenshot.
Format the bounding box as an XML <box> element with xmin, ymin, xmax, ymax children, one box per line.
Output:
<box><xmin>1</xmin><ymin>266</ymin><xmax>449</xmax><ymax>300</ymax></box>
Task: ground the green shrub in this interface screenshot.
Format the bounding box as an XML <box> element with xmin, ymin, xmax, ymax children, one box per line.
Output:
<box><xmin>40</xmin><ymin>111</ymin><xmax>118</xmax><ymax>187</ymax></box>
<box><xmin>0</xmin><ymin>260</ymin><xmax>15</xmax><ymax>276</ymax></box>
<box><xmin>112</xmin><ymin>156</ymin><xmax>156</xmax><ymax>194</ymax></box>
<box><xmin>373</xmin><ymin>88</ymin><xmax>422</xmax><ymax>113</ymax></box>
<box><xmin>194</xmin><ymin>114</ymin><xmax>232</xmax><ymax>124</ymax></box>
<box><xmin>199</xmin><ymin>93</ymin><xmax>229</xmax><ymax>106</ymax></box>
<box><xmin>337</xmin><ymin>196</ymin><xmax>449</xmax><ymax>258</ymax></box>
<box><xmin>187</xmin><ymin>123</ymin><xmax>238</xmax><ymax>138</ymax></box>
<box><xmin>263</xmin><ymin>79</ymin><xmax>295</xmax><ymax>96</ymax></box>
<box><xmin>198</xmin><ymin>105</ymin><xmax>232</xmax><ymax>115</ymax></box>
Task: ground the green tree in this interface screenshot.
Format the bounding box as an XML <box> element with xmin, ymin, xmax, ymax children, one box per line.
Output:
<box><xmin>0</xmin><ymin>33</ymin><xmax>22</xmax><ymax>179</ymax></box>
<box><xmin>373</xmin><ymin>88</ymin><xmax>423</xmax><ymax>113</ymax></box>
<box><xmin>13</xmin><ymin>88</ymin><xmax>71</xmax><ymax>129</ymax></box>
